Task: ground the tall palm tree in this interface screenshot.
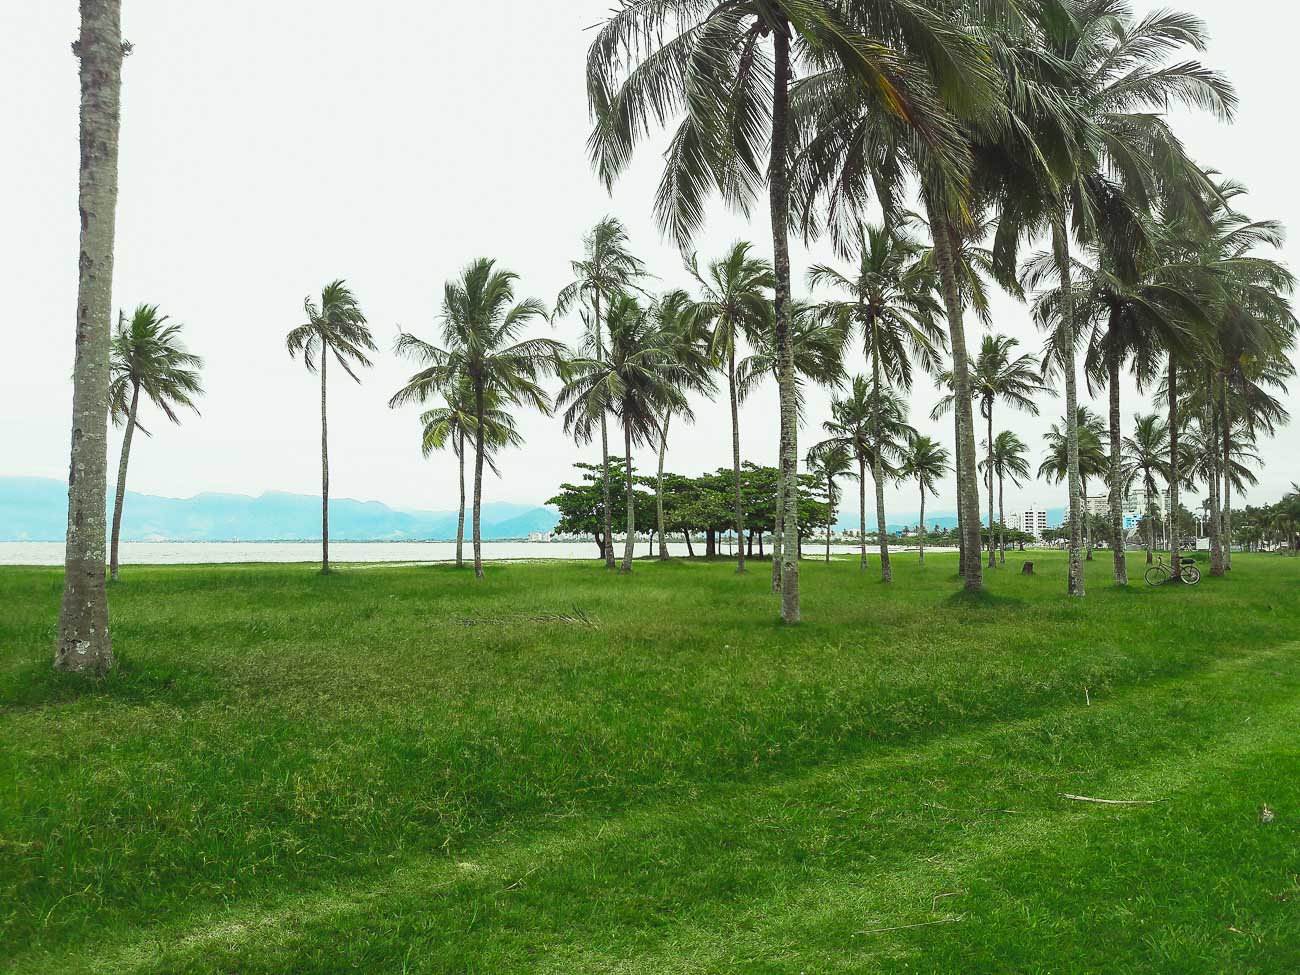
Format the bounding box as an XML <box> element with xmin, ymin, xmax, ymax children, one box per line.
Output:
<box><xmin>415</xmin><ymin>381</ymin><xmax>521</xmax><ymax>568</ymax></box>
<box><xmin>286</xmin><ymin>280</ymin><xmax>376</xmax><ymax>575</ymax></box>
<box><xmin>586</xmin><ymin>0</ymin><xmax>996</xmax><ymax>621</ymax></box>
<box><xmin>978</xmin><ymin>431</ymin><xmax>1030</xmax><ymax>564</ymax></box>
<box><xmin>558</xmin><ymin>296</ymin><xmax>690</xmax><ymax>572</ymax></box>
<box><xmin>1121</xmin><ymin>413</ymin><xmax>1171</xmax><ymax>565</ymax></box>
<box><xmin>809</xmin><ymin>222</ymin><xmax>945</xmax><ymax>580</ymax></box>
<box><xmin>648</xmin><ymin>291</ymin><xmax>716</xmax><ymax>560</ymax></box>
<box><xmin>898</xmin><ymin>433</ymin><xmax>950</xmax><ymax>565</ymax></box>
<box><xmin>107</xmin><ymin>305</ymin><xmax>203</xmax><ymax>581</ymax></box>
<box><xmin>392</xmin><ymin>259</ymin><xmax>563</xmax><ymax>580</ymax></box>
<box><xmin>737</xmin><ymin>300</ymin><xmax>846</xmax><ymax>589</ymax></box>
<box><xmin>554</xmin><ymin>218</ymin><xmax>647</xmax><ymax>569</ymax></box>
<box><xmin>1040</xmin><ymin>407</ymin><xmax>1107</xmax><ymax>562</ymax></box>
<box><xmin>806</xmin><ymin>443</ymin><xmax>853</xmax><ymax>563</ymax></box>
<box><xmin>813</xmin><ymin>377</ymin><xmax>873</xmax><ymax>571</ymax></box>
<box><xmin>57</xmin><ymin>0</ymin><xmax>125</xmax><ymax>675</ymax></box>
<box><xmin>686</xmin><ymin>242</ymin><xmax>775</xmax><ymax>574</ymax></box>
<box><xmin>935</xmin><ymin>334</ymin><xmax>1049</xmax><ymax>568</ymax></box>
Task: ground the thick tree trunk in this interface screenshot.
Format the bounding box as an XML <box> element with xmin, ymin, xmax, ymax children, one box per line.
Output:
<box><xmin>58</xmin><ymin>0</ymin><xmax>124</xmax><ymax>675</ymax></box>
<box><xmin>320</xmin><ymin>352</ymin><xmax>330</xmax><ymax>574</ymax></box>
<box><xmin>728</xmin><ymin>348</ymin><xmax>746</xmax><ymax>574</ymax></box>
<box><xmin>1050</xmin><ymin>210</ymin><xmax>1085</xmax><ymax>596</ymax></box>
<box><xmin>1106</xmin><ymin>350</ymin><xmax>1127</xmax><ymax>584</ymax></box>
<box><xmin>857</xmin><ymin>456</ymin><xmax>868</xmax><ymax>569</ymax></box>
<box><xmin>771</xmin><ymin>26</ymin><xmax>799</xmax><ymax>622</ymax></box>
<box><xmin>473</xmin><ymin>381</ymin><xmax>486</xmax><ymax>580</ymax></box>
<box><xmin>1167</xmin><ymin>358</ymin><xmax>1182</xmax><ymax>581</ymax></box>
<box><xmin>683</xmin><ymin>529</ymin><xmax>694</xmax><ymax>558</ymax></box>
<box><xmin>918</xmin><ymin>487</ymin><xmax>926</xmax><ymax>564</ymax></box>
<box><xmin>706</xmin><ymin>529</ymin><xmax>716</xmax><ymax>558</ymax></box>
<box><xmin>656</xmin><ymin>413</ymin><xmax>670</xmax><ymax>559</ymax></box>
<box><xmin>986</xmin><ymin>401</ymin><xmax>996</xmax><ymax>568</ymax></box>
<box><xmin>455</xmin><ymin>429</ymin><xmax>466</xmax><ymax>567</ymax></box>
<box><xmin>1208</xmin><ymin>379</ymin><xmax>1225</xmax><ymax>577</ymax></box>
<box><xmin>622</xmin><ymin>419</ymin><xmax>635</xmax><ymax>572</ymax></box>
<box><xmin>108</xmin><ymin>381</ymin><xmax>139</xmax><ymax>582</ymax></box>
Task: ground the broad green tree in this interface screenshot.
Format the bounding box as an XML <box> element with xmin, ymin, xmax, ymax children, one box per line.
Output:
<box><xmin>107</xmin><ymin>305</ymin><xmax>203</xmax><ymax>581</ymax></box>
<box><xmin>286</xmin><ymin>280</ymin><xmax>376</xmax><ymax>575</ymax></box>
<box><xmin>57</xmin><ymin>0</ymin><xmax>126</xmax><ymax>675</ymax></box>
<box><xmin>898</xmin><ymin>433</ymin><xmax>949</xmax><ymax>565</ymax></box>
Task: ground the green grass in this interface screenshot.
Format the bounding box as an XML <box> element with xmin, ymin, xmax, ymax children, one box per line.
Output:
<box><xmin>2</xmin><ymin>552</ymin><xmax>1298</xmax><ymax>973</ymax></box>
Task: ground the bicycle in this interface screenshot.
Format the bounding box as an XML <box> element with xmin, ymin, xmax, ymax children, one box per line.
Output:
<box><xmin>1144</xmin><ymin>553</ymin><xmax>1201</xmax><ymax>586</ymax></box>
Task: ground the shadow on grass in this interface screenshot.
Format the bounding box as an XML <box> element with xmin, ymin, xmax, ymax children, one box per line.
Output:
<box><xmin>943</xmin><ymin>589</ymin><xmax>1027</xmax><ymax>613</ymax></box>
<box><xmin>0</xmin><ymin>655</ymin><xmax>222</xmax><ymax>710</ymax></box>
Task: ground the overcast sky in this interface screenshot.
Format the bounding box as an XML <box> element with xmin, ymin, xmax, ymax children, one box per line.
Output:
<box><xmin>3</xmin><ymin>2</ymin><xmax>1296</xmax><ymax>519</ymax></box>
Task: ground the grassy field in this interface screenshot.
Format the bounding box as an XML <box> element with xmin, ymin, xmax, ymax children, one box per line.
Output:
<box><xmin>2</xmin><ymin>551</ymin><xmax>1298</xmax><ymax>973</ymax></box>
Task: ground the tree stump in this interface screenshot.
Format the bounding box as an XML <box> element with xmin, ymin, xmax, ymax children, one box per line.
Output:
<box><xmin>1021</xmin><ymin>561</ymin><xmax>1035</xmax><ymax>575</ymax></box>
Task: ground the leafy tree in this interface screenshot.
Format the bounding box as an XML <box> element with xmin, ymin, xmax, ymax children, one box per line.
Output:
<box><xmin>107</xmin><ymin>305</ymin><xmax>203</xmax><ymax>581</ymax></box>
<box><xmin>286</xmin><ymin>280</ymin><xmax>377</xmax><ymax>575</ymax></box>
<box><xmin>548</xmin><ymin>460</ymin><xmax>656</xmax><ymax>558</ymax></box>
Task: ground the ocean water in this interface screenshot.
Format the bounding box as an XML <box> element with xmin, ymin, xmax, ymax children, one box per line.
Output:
<box><xmin>0</xmin><ymin>540</ymin><xmax>898</xmax><ymax>567</ymax></box>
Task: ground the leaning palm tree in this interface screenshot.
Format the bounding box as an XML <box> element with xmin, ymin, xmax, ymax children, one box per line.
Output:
<box><xmin>806</xmin><ymin>443</ymin><xmax>853</xmax><ymax>564</ymax></box>
<box><xmin>393</xmin><ymin>259</ymin><xmax>563</xmax><ymax>579</ymax></box>
<box><xmin>978</xmin><ymin>431</ymin><xmax>1030</xmax><ymax>564</ymax></box>
<box><xmin>558</xmin><ymin>295</ymin><xmax>690</xmax><ymax>572</ymax></box>
<box><xmin>898</xmin><ymin>433</ymin><xmax>950</xmax><ymax>564</ymax></box>
<box><xmin>57</xmin><ymin>0</ymin><xmax>125</xmax><ymax>674</ymax></box>
<box><xmin>554</xmin><ymin>218</ymin><xmax>648</xmax><ymax>570</ymax></box>
<box><xmin>1121</xmin><ymin>413</ymin><xmax>1172</xmax><ymax>565</ymax></box>
<box><xmin>586</xmin><ymin>0</ymin><xmax>996</xmax><ymax>621</ymax></box>
<box><xmin>686</xmin><ymin>242</ymin><xmax>775</xmax><ymax>574</ymax></box>
<box><xmin>935</xmin><ymin>334</ymin><xmax>1050</xmax><ymax>568</ymax></box>
<box><xmin>107</xmin><ymin>305</ymin><xmax>203</xmax><ymax>581</ymax></box>
<box><xmin>415</xmin><ymin>380</ymin><xmax>521</xmax><ymax>568</ymax></box>
<box><xmin>286</xmin><ymin>280</ymin><xmax>376</xmax><ymax>575</ymax></box>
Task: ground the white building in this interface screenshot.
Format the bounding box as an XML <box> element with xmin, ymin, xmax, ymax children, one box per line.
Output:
<box><xmin>527</xmin><ymin>531</ymin><xmax>552</xmax><ymax>542</ymax></box>
<box><xmin>1014</xmin><ymin>506</ymin><xmax>1049</xmax><ymax>540</ymax></box>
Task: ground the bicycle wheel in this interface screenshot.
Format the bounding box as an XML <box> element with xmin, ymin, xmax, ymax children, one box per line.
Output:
<box><xmin>1182</xmin><ymin>565</ymin><xmax>1201</xmax><ymax>585</ymax></box>
<box><xmin>1145</xmin><ymin>565</ymin><xmax>1168</xmax><ymax>586</ymax></box>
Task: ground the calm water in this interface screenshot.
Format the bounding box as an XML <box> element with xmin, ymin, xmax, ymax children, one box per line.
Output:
<box><xmin>0</xmin><ymin>540</ymin><xmax>893</xmax><ymax>566</ymax></box>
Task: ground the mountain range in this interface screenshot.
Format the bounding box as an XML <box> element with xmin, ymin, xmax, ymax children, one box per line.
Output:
<box><xmin>0</xmin><ymin>477</ymin><xmax>559</xmax><ymax>542</ymax></box>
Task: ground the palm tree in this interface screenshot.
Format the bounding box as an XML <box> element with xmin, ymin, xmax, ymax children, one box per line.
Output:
<box><xmin>586</xmin><ymin>0</ymin><xmax>996</xmax><ymax>621</ymax></box>
<box><xmin>393</xmin><ymin>259</ymin><xmax>563</xmax><ymax>580</ymax></box>
<box><xmin>1121</xmin><ymin>413</ymin><xmax>1171</xmax><ymax>565</ymax></box>
<box><xmin>809</xmin><ymin>222</ymin><xmax>945</xmax><ymax>581</ymax></box>
<box><xmin>813</xmin><ymin>377</ymin><xmax>873</xmax><ymax>571</ymax></box>
<box><xmin>1040</xmin><ymin>407</ymin><xmax>1107</xmax><ymax>562</ymax></box>
<box><xmin>286</xmin><ymin>280</ymin><xmax>376</xmax><ymax>575</ymax></box>
<box><xmin>107</xmin><ymin>305</ymin><xmax>203</xmax><ymax>581</ymax></box>
<box><xmin>558</xmin><ymin>296</ymin><xmax>690</xmax><ymax>572</ymax></box>
<box><xmin>57</xmin><ymin>0</ymin><xmax>125</xmax><ymax>675</ymax></box>
<box><xmin>898</xmin><ymin>434</ymin><xmax>950</xmax><ymax>565</ymax></box>
<box><xmin>806</xmin><ymin>443</ymin><xmax>853</xmax><ymax>563</ymax></box>
<box><xmin>647</xmin><ymin>291</ymin><xmax>716</xmax><ymax>560</ymax></box>
<box><xmin>978</xmin><ymin>431</ymin><xmax>1030</xmax><ymax>564</ymax></box>
<box><xmin>554</xmin><ymin>218</ymin><xmax>647</xmax><ymax>569</ymax></box>
<box><xmin>737</xmin><ymin>300</ymin><xmax>846</xmax><ymax>589</ymax></box>
<box><xmin>935</xmin><ymin>334</ymin><xmax>1049</xmax><ymax>569</ymax></box>
<box><xmin>414</xmin><ymin>381</ymin><xmax>521</xmax><ymax>569</ymax></box>
<box><xmin>686</xmin><ymin>242</ymin><xmax>775</xmax><ymax>574</ymax></box>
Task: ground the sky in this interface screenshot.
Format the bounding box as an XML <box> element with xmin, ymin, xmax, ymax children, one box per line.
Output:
<box><xmin>3</xmin><ymin>1</ymin><xmax>1297</xmax><ymax>520</ymax></box>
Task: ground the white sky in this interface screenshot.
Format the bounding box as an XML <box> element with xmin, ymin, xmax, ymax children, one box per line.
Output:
<box><xmin>3</xmin><ymin>2</ymin><xmax>1296</xmax><ymax>517</ymax></box>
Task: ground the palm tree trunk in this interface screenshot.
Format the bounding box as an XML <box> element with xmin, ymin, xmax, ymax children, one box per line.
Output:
<box><xmin>57</xmin><ymin>0</ymin><xmax>123</xmax><ymax>675</ymax></box>
<box><xmin>320</xmin><ymin>348</ymin><xmax>330</xmax><ymax>574</ymax></box>
<box><xmin>918</xmin><ymin>485</ymin><xmax>926</xmax><ymax>565</ymax></box>
<box><xmin>1221</xmin><ymin>388</ymin><xmax>1233</xmax><ymax>571</ymax></box>
<box><xmin>1167</xmin><ymin>358</ymin><xmax>1182</xmax><ymax>582</ymax></box>
<box><xmin>108</xmin><ymin>381</ymin><xmax>139</xmax><ymax>582</ymax></box>
<box><xmin>924</xmin><ymin>189</ymin><xmax>982</xmax><ymax>591</ymax></box>
<box><xmin>997</xmin><ymin>472</ymin><xmax>1006</xmax><ymax>565</ymax></box>
<box><xmin>621</xmin><ymin>418</ymin><xmax>636</xmax><ymax>572</ymax></box>
<box><xmin>857</xmin><ymin>455</ymin><xmax>867</xmax><ymax>569</ymax></box>
<box><xmin>728</xmin><ymin>347</ymin><xmax>746</xmax><ymax>574</ymax></box>
<box><xmin>771</xmin><ymin>24</ymin><xmax>799</xmax><ymax>622</ymax></box>
<box><xmin>825</xmin><ymin>476</ymin><xmax>832</xmax><ymax>563</ymax></box>
<box><xmin>1208</xmin><ymin>379</ymin><xmax>1225</xmax><ymax>577</ymax></box>
<box><xmin>954</xmin><ymin>409</ymin><xmax>964</xmax><ymax>577</ymax></box>
<box><xmin>1050</xmin><ymin>209</ymin><xmax>1085</xmax><ymax>597</ymax></box>
<box><xmin>986</xmin><ymin>402</ymin><xmax>996</xmax><ymax>569</ymax></box>
<box><xmin>1145</xmin><ymin>478</ymin><xmax>1154</xmax><ymax>564</ymax></box>
<box><xmin>772</xmin><ymin>417</ymin><xmax>785</xmax><ymax>592</ymax></box>
<box><xmin>657</xmin><ymin>413</ymin><xmax>670</xmax><ymax>560</ymax></box>
<box><xmin>870</xmin><ymin>344</ymin><xmax>892</xmax><ymax>583</ymax></box>
<box><xmin>455</xmin><ymin>428</ymin><xmax>465</xmax><ymax>568</ymax></box>
<box><xmin>1106</xmin><ymin>350</ymin><xmax>1127</xmax><ymax>584</ymax></box>
<box><xmin>472</xmin><ymin>381</ymin><xmax>486</xmax><ymax>580</ymax></box>
<box><xmin>594</xmin><ymin>292</ymin><xmax>615</xmax><ymax>571</ymax></box>
<box><xmin>1083</xmin><ymin>482</ymin><xmax>1092</xmax><ymax>560</ymax></box>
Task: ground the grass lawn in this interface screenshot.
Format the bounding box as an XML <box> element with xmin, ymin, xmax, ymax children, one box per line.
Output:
<box><xmin>2</xmin><ymin>551</ymin><xmax>1298</xmax><ymax>973</ymax></box>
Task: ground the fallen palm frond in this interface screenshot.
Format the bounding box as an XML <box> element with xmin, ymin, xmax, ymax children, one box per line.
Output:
<box><xmin>436</xmin><ymin>605</ymin><xmax>600</xmax><ymax>630</ymax></box>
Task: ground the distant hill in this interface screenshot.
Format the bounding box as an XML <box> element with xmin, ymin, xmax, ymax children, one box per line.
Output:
<box><xmin>0</xmin><ymin>477</ymin><xmax>559</xmax><ymax>542</ymax></box>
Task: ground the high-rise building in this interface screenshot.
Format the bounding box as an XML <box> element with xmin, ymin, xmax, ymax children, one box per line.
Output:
<box><xmin>1015</xmin><ymin>506</ymin><xmax>1049</xmax><ymax>540</ymax></box>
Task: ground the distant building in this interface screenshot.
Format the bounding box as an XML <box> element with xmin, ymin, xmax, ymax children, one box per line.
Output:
<box><xmin>527</xmin><ymin>531</ymin><xmax>552</xmax><ymax>542</ymax></box>
<box><xmin>1014</xmin><ymin>506</ymin><xmax>1049</xmax><ymax>540</ymax></box>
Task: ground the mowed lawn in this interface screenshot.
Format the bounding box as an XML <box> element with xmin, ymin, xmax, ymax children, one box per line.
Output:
<box><xmin>2</xmin><ymin>552</ymin><xmax>1298</xmax><ymax>973</ymax></box>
